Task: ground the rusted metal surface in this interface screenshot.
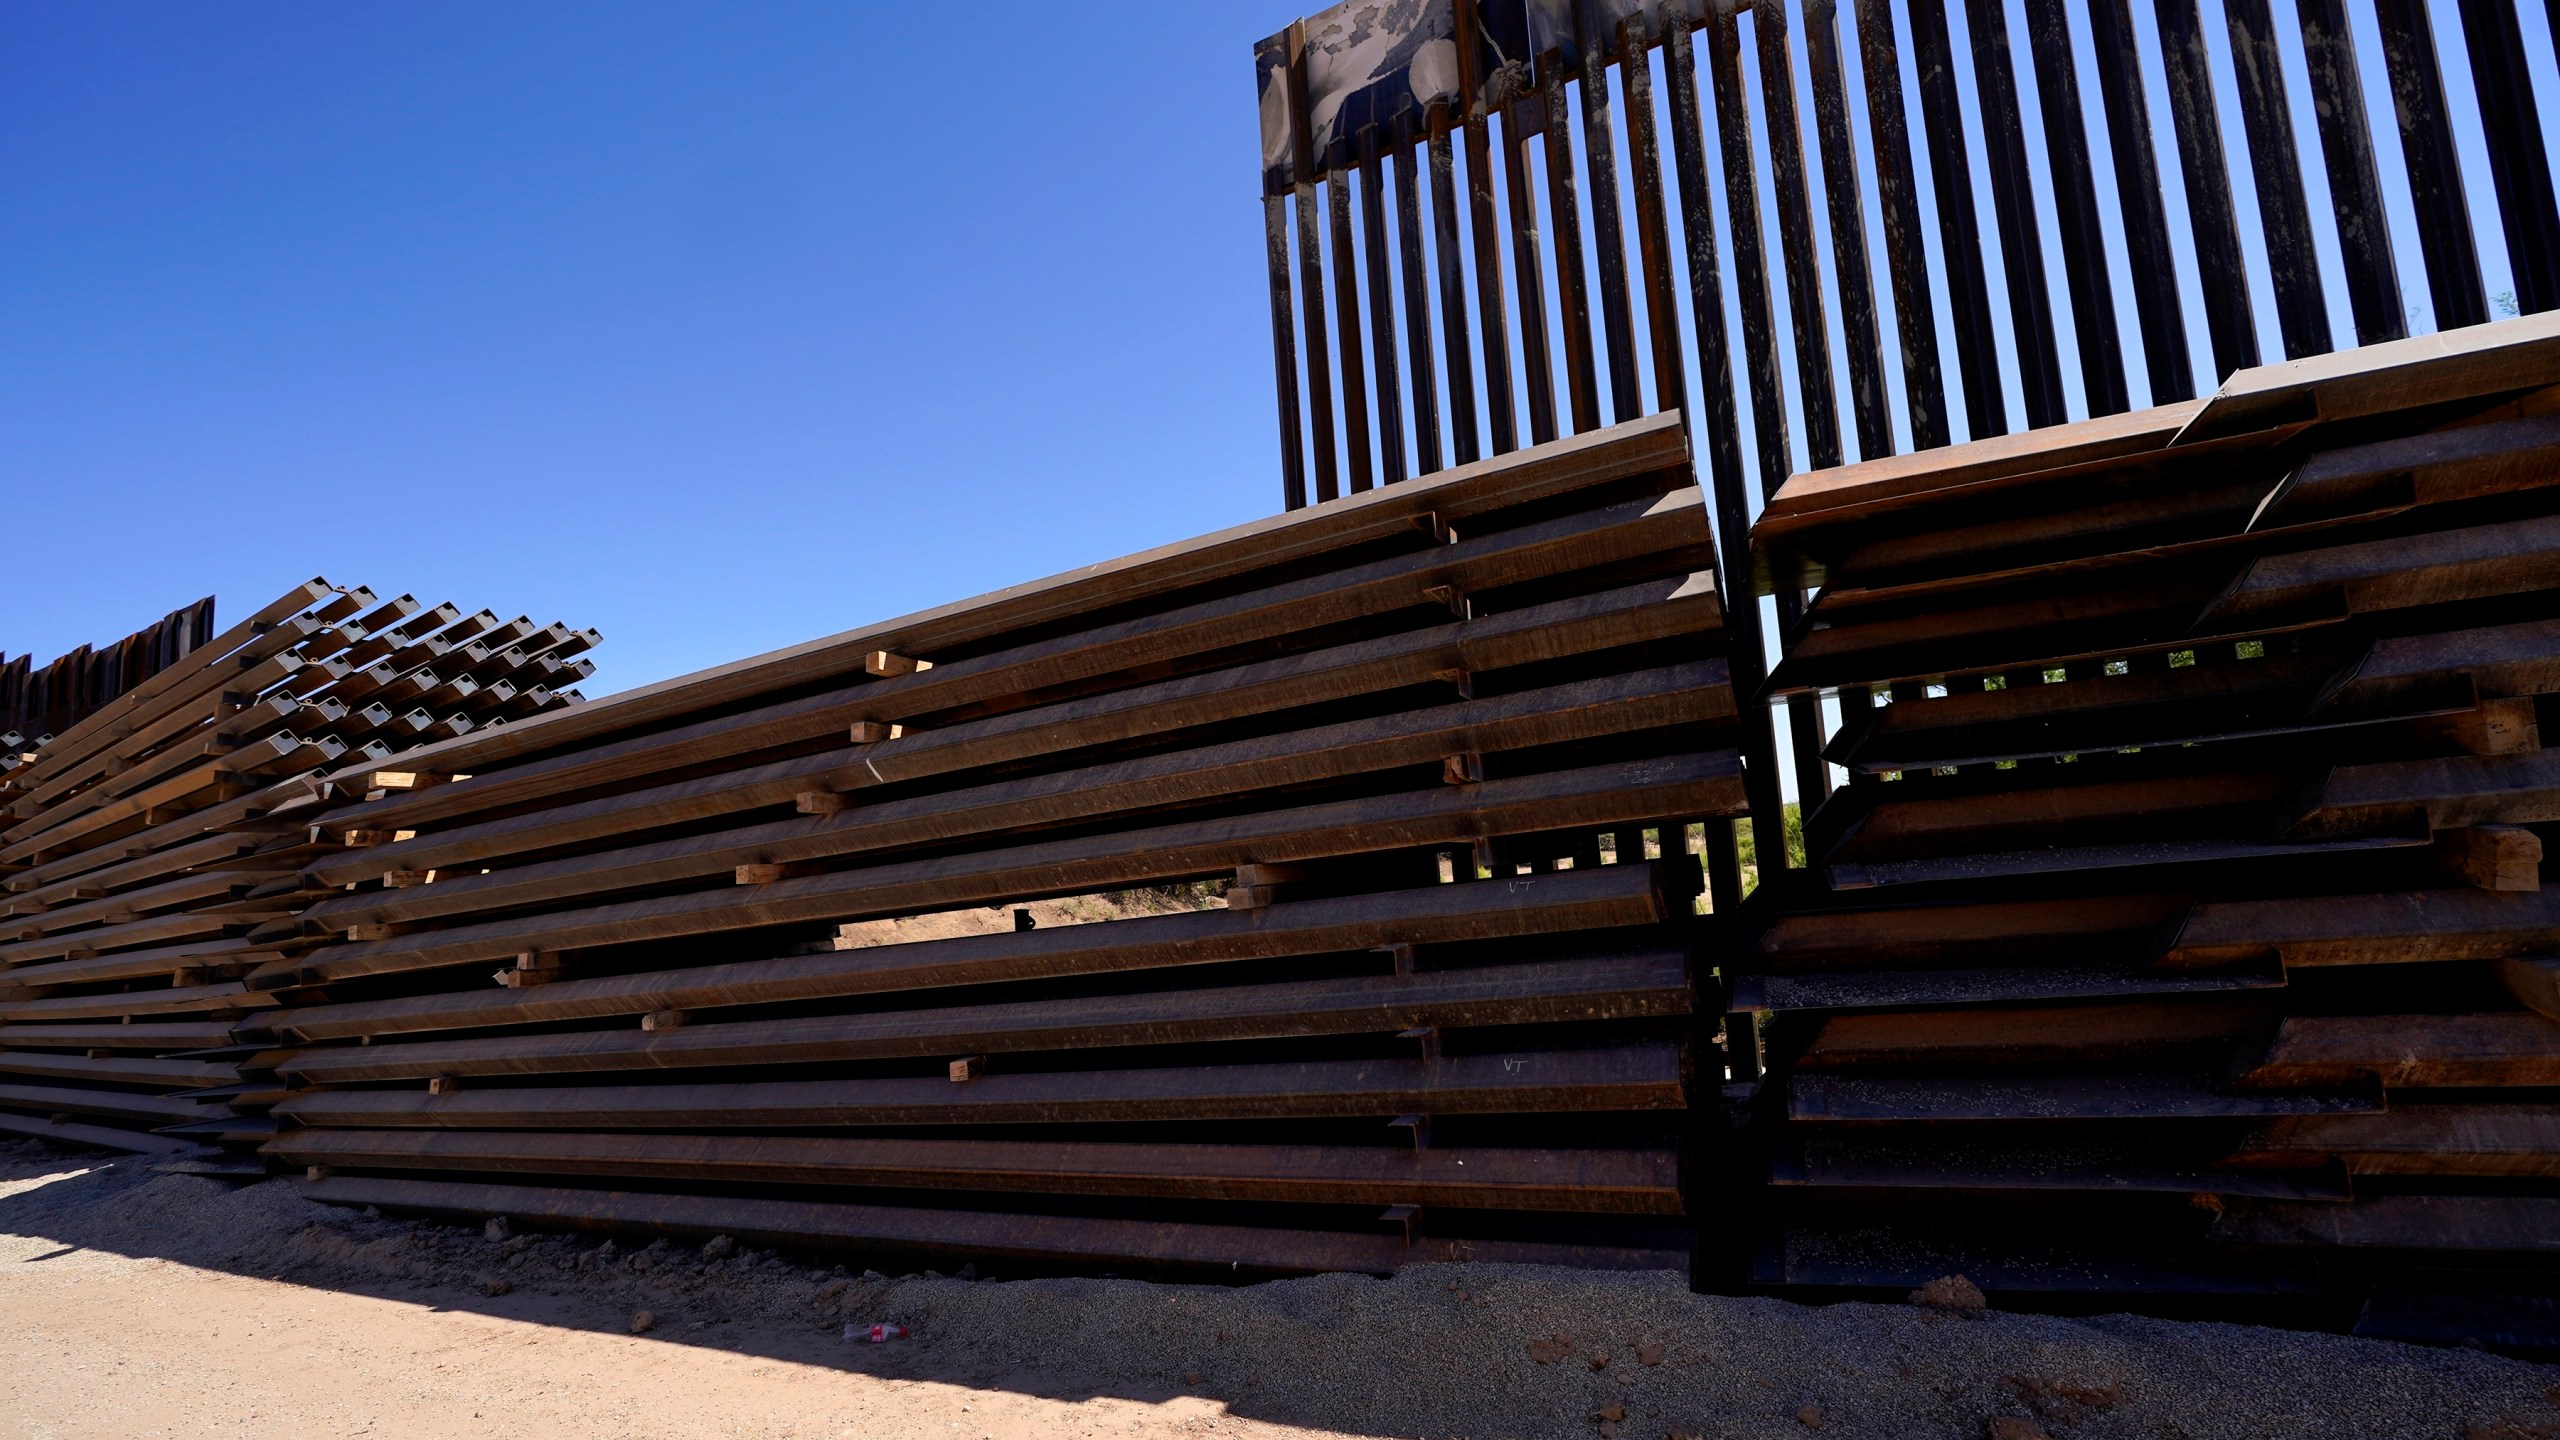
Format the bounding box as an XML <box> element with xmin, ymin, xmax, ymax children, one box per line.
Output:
<box><xmin>1734</xmin><ymin>319</ymin><xmax>2560</xmax><ymax>1328</ymax></box>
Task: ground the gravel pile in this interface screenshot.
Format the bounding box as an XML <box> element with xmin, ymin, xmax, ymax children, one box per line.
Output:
<box><xmin>3</xmin><ymin>1138</ymin><xmax>2555</xmax><ymax>1439</ymax></box>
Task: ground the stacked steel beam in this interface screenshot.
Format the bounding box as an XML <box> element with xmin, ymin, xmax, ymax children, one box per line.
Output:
<box><xmin>1736</xmin><ymin>317</ymin><xmax>2560</xmax><ymax>1325</ymax></box>
<box><xmin>245</xmin><ymin>415</ymin><xmax>1743</xmax><ymax>1276</ymax></box>
<box><xmin>0</xmin><ymin>582</ymin><xmax>596</xmax><ymax>1157</ymax></box>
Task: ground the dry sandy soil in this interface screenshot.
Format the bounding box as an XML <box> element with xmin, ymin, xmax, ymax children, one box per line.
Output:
<box><xmin>2</xmin><ymin>1141</ymin><xmax>2557</xmax><ymax>1439</ymax></box>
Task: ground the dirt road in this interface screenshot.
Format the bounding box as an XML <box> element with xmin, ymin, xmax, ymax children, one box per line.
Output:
<box><xmin>1</xmin><ymin>1140</ymin><xmax>2552</xmax><ymax>1439</ymax></box>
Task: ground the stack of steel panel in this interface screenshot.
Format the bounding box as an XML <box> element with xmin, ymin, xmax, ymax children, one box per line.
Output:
<box><xmin>1733</xmin><ymin>317</ymin><xmax>2560</xmax><ymax>1326</ymax></box>
<box><xmin>0</xmin><ymin>582</ymin><xmax>596</xmax><ymax>1158</ymax></box>
<box><xmin>2</xmin><ymin>598</ymin><xmax>217</xmax><ymax>767</ymax></box>
<box><xmin>248</xmin><ymin>414</ymin><xmax>1743</xmax><ymax>1276</ymax></box>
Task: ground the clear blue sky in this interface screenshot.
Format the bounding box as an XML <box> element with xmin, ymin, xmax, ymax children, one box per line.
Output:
<box><xmin>10</xmin><ymin>1</ymin><xmax>2557</xmax><ymax>708</ymax></box>
<box><xmin>3</xmin><ymin>3</ymin><xmax>1293</xmax><ymax>692</ymax></box>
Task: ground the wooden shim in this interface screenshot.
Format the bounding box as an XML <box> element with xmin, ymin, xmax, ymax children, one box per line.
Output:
<box><xmin>265</xmin><ymin>1130</ymin><xmax>1683</xmax><ymax>1214</ymax></box>
<box><xmin>309</xmin><ymin>576</ymin><xmax>1724</xmax><ymax>887</ymax></box>
<box><xmin>2496</xmin><ymin>957</ymin><xmax>2560</xmax><ymax>1022</ymax></box>
<box><xmin>295</xmin><ymin>1173</ymin><xmax>1689</xmax><ymax>1275</ymax></box>
<box><xmin>271</xmin><ymin>951</ymin><xmax>1689</xmax><ymax>1083</ymax></box>
<box><xmin>2233</xmin><ymin>1013</ymin><xmax>2560</xmax><ymax>1090</ymax></box>
<box><xmin>295</xmin><ymin>753</ymin><xmax>1741</xmax><ymax>984</ymax></box>
<box><xmin>311</xmin><ymin>486</ymin><xmax>1715</xmax><ymax>840</ymax></box>
<box><xmin>274</xmin><ymin>1045</ymin><xmax>1686</xmax><ymax>1129</ymax></box>
<box><xmin>308</xmin><ymin>664</ymin><xmax>1729</xmax><ymax>931</ymax></box>
<box><xmin>260</xmin><ymin>859</ymin><xmax>1678</xmax><ymax>1043</ymax></box>
<box><xmin>2441</xmin><ymin>826</ymin><xmax>2544</xmax><ymax>893</ymax></box>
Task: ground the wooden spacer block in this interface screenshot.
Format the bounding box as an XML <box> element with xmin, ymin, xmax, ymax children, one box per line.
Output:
<box><xmin>847</xmin><ymin>720</ymin><xmax>904</xmax><ymax>744</ymax></box>
<box><xmin>306</xmin><ymin>1165</ymin><xmax>332</xmax><ymax>1181</ymax></box>
<box><xmin>85</xmin><ymin>1049</ymin><xmax>111</xmax><ymax>1060</ymax></box>
<box><xmin>1225</xmin><ymin>885</ymin><xmax>1279</xmax><ymax>910</ymax></box>
<box><xmin>341</xmin><ymin>829</ymin><xmax>397</xmax><ymax>848</ymax></box>
<box><xmin>864</xmin><ymin>651</ymin><xmax>932</xmax><ymax>678</ymax></box>
<box><xmin>1234</xmin><ymin>862</ymin><xmax>1311</xmax><ymax>889</ymax></box>
<box><xmin>496</xmin><ymin>951</ymin><xmax>562</xmax><ymax>988</ymax></box>
<box><xmin>1442</xmin><ymin>752</ymin><xmax>1484</xmax><ymax>785</ymax></box>
<box><xmin>2435</xmin><ymin>697</ymin><xmax>2543</xmax><ymax>756</ymax></box>
<box><xmin>948</xmin><ymin>1055</ymin><xmax>986</xmax><ymax>1083</ymax></box>
<box><xmin>735</xmin><ymin>862</ymin><xmax>810</xmax><ymax>885</ymax></box>
<box><xmin>641</xmin><ymin>1009</ymin><xmax>687</xmax><ymax>1033</ymax></box>
<box><xmin>382</xmin><ymin>867</ymin><xmax>429</xmax><ymax>889</ymax></box>
<box><xmin>2442</xmin><ymin>825</ymin><xmax>2543</xmax><ymax>892</ymax></box>
<box><xmin>426</xmin><ymin>1076</ymin><xmax>460</xmax><ymax>1095</ymax></box>
<box><xmin>795</xmin><ymin>791</ymin><xmax>851</xmax><ymax>815</ymax></box>
<box><xmin>346</xmin><ymin>923</ymin><xmax>401</xmax><ymax>942</ymax></box>
<box><xmin>2497</xmin><ymin>956</ymin><xmax>2560</xmax><ymax>1021</ymax></box>
<box><xmin>1431</xmin><ymin>667</ymin><xmax>1476</xmax><ymax>700</ymax></box>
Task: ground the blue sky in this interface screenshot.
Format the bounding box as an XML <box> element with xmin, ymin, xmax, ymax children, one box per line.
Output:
<box><xmin>3</xmin><ymin>4</ymin><xmax>1289</xmax><ymax>691</ymax></box>
<box><xmin>8</xmin><ymin>1</ymin><xmax>2558</xmax><ymax>710</ymax></box>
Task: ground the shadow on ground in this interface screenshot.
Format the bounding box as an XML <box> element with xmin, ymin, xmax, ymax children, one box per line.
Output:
<box><xmin>3</xmin><ymin>1138</ymin><xmax>2556</xmax><ymax>1440</ymax></box>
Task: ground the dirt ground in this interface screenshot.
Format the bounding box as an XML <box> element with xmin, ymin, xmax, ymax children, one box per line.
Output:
<box><xmin>3</xmin><ymin>1141</ymin><xmax>2557</xmax><ymax>1439</ymax></box>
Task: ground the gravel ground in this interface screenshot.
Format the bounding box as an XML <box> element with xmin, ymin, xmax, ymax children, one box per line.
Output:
<box><xmin>2</xmin><ymin>1138</ymin><xmax>2555</xmax><ymax>1440</ymax></box>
